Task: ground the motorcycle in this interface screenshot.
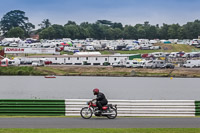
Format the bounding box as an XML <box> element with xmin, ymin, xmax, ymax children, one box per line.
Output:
<box><xmin>80</xmin><ymin>100</ymin><xmax>117</xmax><ymax>119</ymax></box>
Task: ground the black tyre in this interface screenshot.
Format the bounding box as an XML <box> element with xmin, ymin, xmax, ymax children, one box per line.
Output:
<box><xmin>106</xmin><ymin>108</ymin><xmax>117</xmax><ymax>119</ymax></box>
<box><xmin>80</xmin><ymin>107</ymin><xmax>93</xmax><ymax>119</ymax></box>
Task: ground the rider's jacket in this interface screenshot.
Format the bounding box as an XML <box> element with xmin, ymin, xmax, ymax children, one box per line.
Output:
<box><xmin>96</xmin><ymin>92</ymin><xmax>108</xmax><ymax>103</ymax></box>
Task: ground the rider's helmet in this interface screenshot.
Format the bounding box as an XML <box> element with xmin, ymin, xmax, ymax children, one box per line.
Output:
<box><xmin>93</xmin><ymin>88</ymin><xmax>99</xmax><ymax>95</ymax></box>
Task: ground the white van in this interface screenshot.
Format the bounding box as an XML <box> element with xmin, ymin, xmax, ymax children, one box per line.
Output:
<box><xmin>169</xmin><ymin>52</ymin><xmax>178</xmax><ymax>58</ymax></box>
<box><xmin>151</xmin><ymin>52</ymin><xmax>165</xmax><ymax>58</ymax></box>
<box><xmin>86</xmin><ymin>46</ymin><xmax>94</xmax><ymax>51</ymax></box>
<box><xmin>125</xmin><ymin>60</ymin><xmax>143</xmax><ymax>68</ymax></box>
<box><xmin>183</xmin><ymin>60</ymin><xmax>200</xmax><ymax>68</ymax></box>
<box><xmin>32</xmin><ymin>60</ymin><xmax>45</xmax><ymax>66</ymax></box>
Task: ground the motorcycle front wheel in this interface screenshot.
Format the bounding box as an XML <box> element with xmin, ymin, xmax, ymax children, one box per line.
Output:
<box><xmin>80</xmin><ymin>107</ymin><xmax>93</xmax><ymax>119</ymax></box>
<box><xmin>107</xmin><ymin>108</ymin><xmax>117</xmax><ymax>119</ymax></box>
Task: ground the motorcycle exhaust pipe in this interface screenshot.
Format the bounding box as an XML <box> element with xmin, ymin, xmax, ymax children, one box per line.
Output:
<box><xmin>102</xmin><ymin>113</ymin><xmax>116</xmax><ymax>115</ymax></box>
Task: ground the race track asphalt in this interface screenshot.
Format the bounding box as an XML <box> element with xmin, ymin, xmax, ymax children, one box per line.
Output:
<box><xmin>0</xmin><ymin>117</ymin><xmax>200</xmax><ymax>128</ymax></box>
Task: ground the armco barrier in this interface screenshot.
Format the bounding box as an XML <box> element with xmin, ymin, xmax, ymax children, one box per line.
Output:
<box><xmin>0</xmin><ymin>99</ymin><xmax>199</xmax><ymax>116</ymax></box>
<box><xmin>65</xmin><ymin>99</ymin><xmax>198</xmax><ymax>117</ymax></box>
<box><xmin>0</xmin><ymin>99</ymin><xmax>65</xmax><ymax>116</ymax></box>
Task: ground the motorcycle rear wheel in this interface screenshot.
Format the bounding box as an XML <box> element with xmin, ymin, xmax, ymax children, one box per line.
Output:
<box><xmin>106</xmin><ymin>108</ymin><xmax>117</xmax><ymax>119</ymax></box>
<box><xmin>80</xmin><ymin>107</ymin><xmax>93</xmax><ymax>119</ymax></box>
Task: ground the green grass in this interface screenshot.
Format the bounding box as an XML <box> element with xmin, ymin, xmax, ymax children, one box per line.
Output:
<box><xmin>0</xmin><ymin>128</ymin><xmax>200</xmax><ymax>133</ymax></box>
<box><xmin>100</xmin><ymin>44</ymin><xmax>200</xmax><ymax>55</ymax></box>
<box><xmin>0</xmin><ymin>46</ymin><xmax>4</xmax><ymax>50</ymax></box>
<box><xmin>80</xmin><ymin>72</ymin><xmax>130</xmax><ymax>76</ymax></box>
<box><xmin>0</xmin><ymin>66</ymin><xmax>43</xmax><ymax>75</ymax></box>
<box><xmin>135</xmin><ymin>72</ymin><xmax>169</xmax><ymax>77</ymax></box>
<box><xmin>60</xmin><ymin>51</ymin><xmax>74</xmax><ymax>55</ymax></box>
<box><xmin>37</xmin><ymin>67</ymin><xmax>66</xmax><ymax>75</ymax></box>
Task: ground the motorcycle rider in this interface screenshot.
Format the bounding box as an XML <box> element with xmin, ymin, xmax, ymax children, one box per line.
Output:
<box><xmin>93</xmin><ymin>88</ymin><xmax>108</xmax><ymax>113</ymax></box>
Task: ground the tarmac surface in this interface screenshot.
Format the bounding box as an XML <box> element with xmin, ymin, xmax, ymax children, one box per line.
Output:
<box><xmin>0</xmin><ymin>117</ymin><xmax>200</xmax><ymax>128</ymax></box>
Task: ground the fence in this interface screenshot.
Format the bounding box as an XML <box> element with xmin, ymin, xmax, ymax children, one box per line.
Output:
<box><xmin>65</xmin><ymin>99</ymin><xmax>199</xmax><ymax>117</ymax></box>
<box><xmin>0</xmin><ymin>99</ymin><xmax>199</xmax><ymax>116</ymax></box>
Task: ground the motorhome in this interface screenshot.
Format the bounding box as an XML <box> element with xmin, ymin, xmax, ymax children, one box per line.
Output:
<box><xmin>183</xmin><ymin>60</ymin><xmax>200</xmax><ymax>68</ymax></box>
<box><xmin>145</xmin><ymin>60</ymin><xmax>166</xmax><ymax>68</ymax></box>
<box><xmin>145</xmin><ymin>60</ymin><xmax>153</xmax><ymax>68</ymax></box>
<box><xmin>152</xmin><ymin>60</ymin><xmax>166</xmax><ymax>68</ymax></box>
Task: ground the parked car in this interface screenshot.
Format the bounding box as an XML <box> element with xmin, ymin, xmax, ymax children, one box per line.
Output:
<box><xmin>44</xmin><ymin>60</ymin><xmax>52</xmax><ymax>65</ymax></box>
<box><xmin>163</xmin><ymin>63</ymin><xmax>175</xmax><ymax>69</ymax></box>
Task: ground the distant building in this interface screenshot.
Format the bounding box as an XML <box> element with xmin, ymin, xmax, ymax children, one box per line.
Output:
<box><xmin>29</xmin><ymin>30</ymin><xmax>40</xmax><ymax>40</ymax></box>
<box><xmin>30</xmin><ymin>34</ymin><xmax>39</xmax><ymax>40</ymax></box>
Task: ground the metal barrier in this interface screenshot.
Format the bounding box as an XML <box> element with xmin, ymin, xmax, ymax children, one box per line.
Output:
<box><xmin>0</xmin><ymin>99</ymin><xmax>199</xmax><ymax>116</ymax></box>
<box><xmin>65</xmin><ymin>99</ymin><xmax>198</xmax><ymax>116</ymax></box>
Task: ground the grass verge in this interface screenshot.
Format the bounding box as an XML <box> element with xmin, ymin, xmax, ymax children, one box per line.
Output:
<box><xmin>0</xmin><ymin>128</ymin><xmax>200</xmax><ymax>133</ymax></box>
<box><xmin>2</xmin><ymin>66</ymin><xmax>200</xmax><ymax>78</ymax></box>
<box><xmin>0</xmin><ymin>66</ymin><xmax>44</xmax><ymax>75</ymax></box>
<box><xmin>100</xmin><ymin>44</ymin><xmax>200</xmax><ymax>55</ymax></box>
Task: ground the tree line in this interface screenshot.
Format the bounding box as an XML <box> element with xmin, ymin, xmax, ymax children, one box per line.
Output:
<box><xmin>1</xmin><ymin>10</ymin><xmax>200</xmax><ymax>40</ymax></box>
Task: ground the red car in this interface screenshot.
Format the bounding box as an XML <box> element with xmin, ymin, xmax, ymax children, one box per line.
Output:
<box><xmin>44</xmin><ymin>61</ymin><xmax>52</xmax><ymax>65</ymax></box>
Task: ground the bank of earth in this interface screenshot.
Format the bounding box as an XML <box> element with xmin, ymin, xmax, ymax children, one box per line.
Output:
<box><xmin>1</xmin><ymin>66</ymin><xmax>200</xmax><ymax>78</ymax></box>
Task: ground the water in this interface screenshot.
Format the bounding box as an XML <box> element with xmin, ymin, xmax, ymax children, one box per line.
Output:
<box><xmin>0</xmin><ymin>76</ymin><xmax>199</xmax><ymax>100</ymax></box>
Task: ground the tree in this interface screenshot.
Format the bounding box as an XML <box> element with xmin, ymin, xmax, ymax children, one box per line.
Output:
<box><xmin>123</xmin><ymin>25</ymin><xmax>137</xmax><ymax>39</ymax></box>
<box><xmin>159</xmin><ymin>23</ymin><xmax>170</xmax><ymax>39</ymax></box>
<box><xmin>168</xmin><ymin>24</ymin><xmax>180</xmax><ymax>39</ymax></box>
<box><xmin>112</xmin><ymin>22</ymin><xmax>123</xmax><ymax>30</ymax></box>
<box><xmin>0</xmin><ymin>10</ymin><xmax>35</xmax><ymax>35</ymax></box>
<box><xmin>147</xmin><ymin>26</ymin><xmax>158</xmax><ymax>39</ymax></box>
<box><xmin>64</xmin><ymin>25</ymin><xmax>80</xmax><ymax>39</ymax></box>
<box><xmin>64</xmin><ymin>21</ymin><xmax>77</xmax><ymax>26</ymax></box>
<box><xmin>104</xmin><ymin>28</ymin><xmax>114</xmax><ymax>40</ymax></box>
<box><xmin>51</xmin><ymin>24</ymin><xmax>65</xmax><ymax>39</ymax></box>
<box><xmin>38</xmin><ymin>19</ymin><xmax>51</xmax><ymax>29</ymax></box>
<box><xmin>39</xmin><ymin>27</ymin><xmax>56</xmax><ymax>39</ymax></box>
<box><xmin>97</xmin><ymin>20</ymin><xmax>112</xmax><ymax>26</ymax></box>
<box><xmin>113</xmin><ymin>28</ymin><xmax>123</xmax><ymax>39</ymax></box>
<box><xmin>137</xmin><ymin>26</ymin><xmax>146</xmax><ymax>39</ymax></box>
<box><xmin>6</xmin><ymin>27</ymin><xmax>24</xmax><ymax>38</ymax></box>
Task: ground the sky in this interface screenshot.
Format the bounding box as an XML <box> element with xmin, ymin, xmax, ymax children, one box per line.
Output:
<box><xmin>0</xmin><ymin>0</ymin><xmax>200</xmax><ymax>29</ymax></box>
